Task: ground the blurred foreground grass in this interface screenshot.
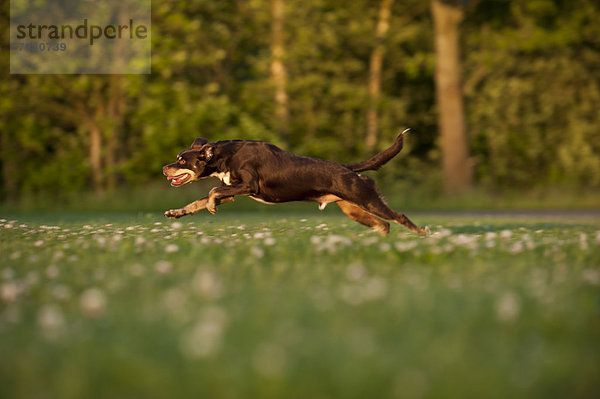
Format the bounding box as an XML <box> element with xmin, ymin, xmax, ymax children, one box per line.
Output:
<box><xmin>1</xmin><ymin>212</ymin><xmax>599</xmax><ymax>399</ymax></box>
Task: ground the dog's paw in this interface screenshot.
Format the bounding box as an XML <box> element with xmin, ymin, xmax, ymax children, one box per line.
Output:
<box><xmin>164</xmin><ymin>209</ymin><xmax>185</xmax><ymax>219</ymax></box>
<box><xmin>206</xmin><ymin>200</ymin><xmax>217</xmax><ymax>215</ymax></box>
<box><xmin>419</xmin><ymin>226</ymin><xmax>431</xmax><ymax>236</ymax></box>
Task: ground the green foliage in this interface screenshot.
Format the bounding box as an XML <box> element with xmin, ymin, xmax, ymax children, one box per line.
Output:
<box><xmin>1</xmin><ymin>0</ymin><xmax>599</xmax><ymax>200</ymax></box>
<box><xmin>464</xmin><ymin>0</ymin><xmax>600</xmax><ymax>188</ymax></box>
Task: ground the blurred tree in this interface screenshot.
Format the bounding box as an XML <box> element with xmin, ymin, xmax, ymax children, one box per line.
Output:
<box><xmin>1</xmin><ymin>0</ymin><xmax>599</xmax><ymax>203</ymax></box>
<box><xmin>431</xmin><ymin>0</ymin><xmax>473</xmax><ymax>194</ymax></box>
<box><xmin>366</xmin><ymin>0</ymin><xmax>395</xmax><ymax>151</ymax></box>
<box><xmin>463</xmin><ymin>0</ymin><xmax>600</xmax><ymax>188</ymax></box>
<box><xmin>75</xmin><ymin>76</ymin><xmax>128</xmax><ymax>192</ymax></box>
<box><xmin>270</xmin><ymin>0</ymin><xmax>290</xmax><ymax>143</ymax></box>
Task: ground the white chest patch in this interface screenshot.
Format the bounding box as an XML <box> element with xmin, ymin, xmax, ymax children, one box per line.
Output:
<box><xmin>210</xmin><ymin>171</ymin><xmax>231</xmax><ymax>185</ymax></box>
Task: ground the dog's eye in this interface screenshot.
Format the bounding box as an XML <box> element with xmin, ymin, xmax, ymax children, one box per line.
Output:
<box><xmin>178</xmin><ymin>159</ymin><xmax>185</xmax><ymax>165</ymax></box>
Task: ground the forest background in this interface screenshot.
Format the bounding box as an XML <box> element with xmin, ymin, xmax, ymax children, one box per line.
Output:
<box><xmin>1</xmin><ymin>0</ymin><xmax>599</xmax><ymax>211</ymax></box>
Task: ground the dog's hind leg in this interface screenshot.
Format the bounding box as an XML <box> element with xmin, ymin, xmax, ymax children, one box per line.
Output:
<box><xmin>356</xmin><ymin>194</ymin><xmax>428</xmax><ymax>235</ymax></box>
<box><xmin>340</xmin><ymin>175</ymin><xmax>429</xmax><ymax>235</ymax></box>
<box><xmin>336</xmin><ymin>200</ymin><xmax>390</xmax><ymax>235</ymax></box>
<box><xmin>165</xmin><ymin>196</ymin><xmax>234</xmax><ymax>219</ymax></box>
<box><xmin>362</xmin><ymin>197</ymin><xmax>428</xmax><ymax>235</ymax></box>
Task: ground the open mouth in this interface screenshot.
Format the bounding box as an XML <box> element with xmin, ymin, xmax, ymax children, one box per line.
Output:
<box><xmin>167</xmin><ymin>173</ymin><xmax>191</xmax><ymax>186</ymax></box>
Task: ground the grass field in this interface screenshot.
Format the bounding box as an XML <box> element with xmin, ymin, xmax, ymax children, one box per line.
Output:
<box><xmin>1</xmin><ymin>210</ymin><xmax>599</xmax><ymax>399</ymax></box>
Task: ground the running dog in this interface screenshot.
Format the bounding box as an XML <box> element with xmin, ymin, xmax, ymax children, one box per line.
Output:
<box><xmin>162</xmin><ymin>130</ymin><xmax>429</xmax><ymax>235</ymax></box>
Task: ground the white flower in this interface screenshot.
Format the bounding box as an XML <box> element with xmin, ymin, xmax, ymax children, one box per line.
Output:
<box><xmin>165</xmin><ymin>244</ymin><xmax>179</xmax><ymax>253</ymax></box>
<box><xmin>34</xmin><ymin>240</ymin><xmax>45</xmax><ymax>247</ymax></box>
<box><xmin>37</xmin><ymin>304</ymin><xmax>65</xmax><ymax>331</ymax></box>
<box><xmin>507</xmin><ymin>241</ymin><xmax>524</xmax><ymax>254</ymax></box>
<box><xmin>362</xmin><ymin>237</ymin><xmax>378</xmax><ymax>246</ymax></box>
<box><xmin>449</xmin><ymin>234</ymin><xmax>479</xmax><ymax>250</ymax></box>
<box><xmin>180</xmin><ymin>306</ymin><xmax>228</xmax><ymax>358</ymax></box>
<box><xmin>496</xmin><ymin>292</ymin><xmax>520</xmax><ymax>322</ymax></box>
<box><xmin>155</xmin><ymin>260</ymin><xmax>173</xmax><ymax>275</ymax></box>
<box><xmin>582</xmin><ymin>269</ymin><xmax>600</xmax><ymax>286</ymax></box>
<box><xmin>434</xmin><ymin>228</ymin><xmax>452</xmax><ymax>238</ymax></box>
<box><xmin>171</xmin><ymin>222</ymin><xmax>183</xmax><ymax>230</ymax></box>
<box><xmin>312</xmin><ymin>235</ymin><xmax>352</xmax><ymax>254</ymax></box>
<box><xmin>192</xmin><ymin>271</ymin><xmax>223</xmax><ymax>299</ymax></box>
<box><xmin>579</xmin><ymin>233</ymin><xmax>589</xmax><ymax>251</ymax></box>
<box><xmin>250</xmin><ymin>246</ymin><xmax>265</xmax><ymax>258</ymax></box>
<box><xmin>346</xmin><ymin>263</ymin><xmax>366</xmax><ymax>281</ymax></box>
<box><xmin>500</xmin><ymin>230</ymin><xmax>513</xmax><ymax>239</ymax></box>
<box><xmin>379</xmin><ymin>243</ymin><xmax>391</xmax><ymax>252</ymax></box>
<box><xmin>46</xmin><ymin>265</ymin><xmax>60</xmax><ymax>279</ymax></box>
<box><xmin>484</xmin><ymin>232</ymin><xmax>497</xmax><ymax>240</ymax></box>
<box><xmin>395</xmin><ymin>241</ymin><xmax>417</xmax><ymax>252</ymax></box>
<box><xmin>264</xmin><ymin>237</ymin><xmax>276</xmax><ymax>246</ymax></box>
<box><xmin>1</xmin><ymin>282</ymin><xmax>23</xmax><ymax>302</ymax></box>
<box><xmin>80</xmin><ymin>288</ymin><xmax>107</xmax><ymax>318</ymax></box>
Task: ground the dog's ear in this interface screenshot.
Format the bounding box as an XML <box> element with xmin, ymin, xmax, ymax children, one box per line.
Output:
<box><xmin>190</xmin><ymin>138</ymin><xmax>209</xmax><ymax>149</ymax></box>
<box><xmin>198</xmin><ymin>144</ymin><xmax>214</xmax><ymax>162</ymax></box>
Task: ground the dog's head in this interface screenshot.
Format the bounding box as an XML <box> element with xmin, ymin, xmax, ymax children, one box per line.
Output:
<box><xmin>162</xmin><ymin>138</ymin><xmax>215</xmax><ymax>187</ymax></box>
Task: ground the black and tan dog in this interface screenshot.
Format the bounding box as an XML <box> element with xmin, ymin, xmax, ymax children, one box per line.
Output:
<box><xmin>162</xmin><ymin>130</ymin><xmax>429</xmax><ymax>235</ymax></box>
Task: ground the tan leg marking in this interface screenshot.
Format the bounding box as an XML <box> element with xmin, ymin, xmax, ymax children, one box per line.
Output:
<box><xmin>336</xmin><ymin>200</ymin><xmax>390</xmax><ymax>236</ymax></box>
<box><xmin>165</xmin><ymin>196</ymin><xmax>234</xmax><ymax>219</ymax></box>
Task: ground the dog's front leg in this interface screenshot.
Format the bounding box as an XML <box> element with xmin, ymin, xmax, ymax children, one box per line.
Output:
<box><xmin>165</xmin><ymin>196</ymin><xmax>234</xmax><ymax>219</ymax></box>
<box><xmin>206</xmin><ymin>184</ymin><xmax>255</xmax><ymax>214</ymax></box>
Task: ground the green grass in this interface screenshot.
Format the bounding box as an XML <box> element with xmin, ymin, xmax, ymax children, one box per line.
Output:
<box><xmin>3</xmin><ymin>183</ymin><xmax>600</xmax><ymax>213</ymax></box>
<box><xmin>1</xmin><ymin>211</ymin><xmax>599</xmax><ymax>399</ymax></box>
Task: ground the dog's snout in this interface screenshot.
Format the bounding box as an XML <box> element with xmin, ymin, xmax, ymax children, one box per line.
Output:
<box><xmin>162</xmin><ymin>165</ymin><xmax>169</xmax><ymax>176</ymax></box>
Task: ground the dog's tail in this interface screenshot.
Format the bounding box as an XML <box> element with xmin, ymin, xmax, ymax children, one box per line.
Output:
<box><xmin>344</xmin><ymin>128</ymin><xmax>410</xmax><ymax>173</ymax></box>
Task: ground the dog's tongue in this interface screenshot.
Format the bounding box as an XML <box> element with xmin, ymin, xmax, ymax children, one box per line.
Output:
<box><xmin>167</xmin><ymin>173</ymin><xmax>189</xmax><ymax>185</ymax></box>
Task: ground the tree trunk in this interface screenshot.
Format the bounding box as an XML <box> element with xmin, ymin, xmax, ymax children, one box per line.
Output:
<box><xmin>366</xmin><ymin>0</ymin><xmax>395</xmax><ymax>151</ymax></box>
<box><xmin>0</xmin><ymin>130</ymin><xmax>17</xmax><ymax>202</ymax></box>
<box><xmin>89</xmin><ymin>118</ymin><xmax>103</xmax><ymax>193</ymax></box>
<box><xmin>270</xmin><ymin>0</ymin><xmax>290</xmax><ymax>142</ymax></box>
<box><xmin>78</xmin><ymin>102</ymin><xmax>104</xmax><ymax>193</ymax></box>
<box><xmin>431</xmin><ymin>0</ymin><xmax>473</xmax><ymax>194</ymax></box>
<box><xmin>105</xmin><ymin>75</ymin><xmax>125</xmax><ymax>190</ymax></box>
